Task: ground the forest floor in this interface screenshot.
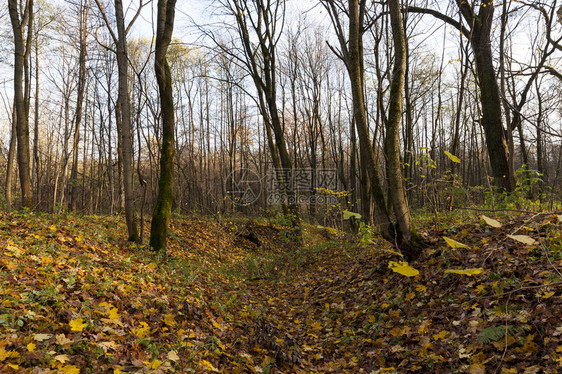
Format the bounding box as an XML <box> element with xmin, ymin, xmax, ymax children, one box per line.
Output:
<box><xmin>0</xmin><ymin>209</ymin><xmax>561</xmax><ymax>373</ymax></box>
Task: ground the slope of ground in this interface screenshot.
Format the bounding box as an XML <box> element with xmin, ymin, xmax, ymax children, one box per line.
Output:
<box><xmin>0</xmin><ymin>210</ymin><xmax>561</xmax><ymax>373</ymax></box>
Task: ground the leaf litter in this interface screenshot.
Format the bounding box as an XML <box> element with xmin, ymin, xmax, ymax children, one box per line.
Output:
<box><xmin>0</xmin><ymin>211</ymin><xmax>561</xmax><ymax>373</ymax></box>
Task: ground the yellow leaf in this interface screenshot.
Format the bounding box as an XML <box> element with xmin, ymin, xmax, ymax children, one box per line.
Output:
<box><xmin>108</xmin><ymin>307</ymin><xmax>120</xmax><ymax>320</ymax></box>
<box><xmin>311</xmin><ymin>321</ymin><xmax>323</xmax><ymax>331</ymax></box>
<box><xmin>481</xmin><ymin>215</ymin><xmax>502</xmax><ymax>228</ymax></box>
<box><xmin>200</xmin><ymin>360</ymin><xmax>219</xmax><ymax>372</ymax></box>
<box><xmin>433</xmin><ymin>330</ymin><xmax>449</xmax><ymax>340</ymax></box>
<box><xmin>163</xmin><ymin>314</ymin><xmax>175</xmax><ymax>327</ymax></box>
<box><xmin>34</xmin><ymin>333</ymin><xmax>52</xmax><ymax>342</ymax></box>
<box><xmin>168</xmin><ymin>350</ymin><xmax>180</xmax><ymax>362</ymax></box>
<box><xmin>8</xmin><ymin>364</ymin><xmax>18</xmax><ymax>370</ymax></box>
<box><xmin>133</xmin><ymin>322</ymin><xmax>150</xmax><ymax>338</ymax></box>
<box><xmin>507</xmin><ymin>234</ymin><xmax>536</xmax><ymax>245</ymax></box>
<box><xmin>69</xmin><ymin>318</ymin><xmax>87</xmax><ymax>332</ymax></box>
<box><xmin>60</xmin><ymin>365</ymin><xmax>80</xmax><ymax>374</ymax></box>
<box><xmin>536</xmin><ymin>291</ymin><xmax>554</xmax><ymax>299</ymax></box>
<box><xmin>55</xmin><ymin>334</ymin><xmax>73</xmax><ymax>346</ymax></box>
<box><xmin>445</xmin><ymin>268</ymin><xmax>483</xmax><ymax>276</ymax></box>
<box><xmin>49</xmin><ymin>225</ymin><xmax>56</xmax><ymax>231</ymax></box>
<box><xmin>147</xmin><ymin>359</ymin><xmax>162</xmax><ymax>369</ymax></box>
<box><xmin>388</xmin><ymin>261</ymin><xmax>419</xmax><ymax>277</ymax></box>
<box><xmin>27</xmin><ymin>342</ymin><xmax>36</xmax><ymax>352</ymax></box>
<box><xmin>0</xmin><ymin>348</ymin><xmax>19</xmax><ymax>361</ymax></box>
<box><xmin>54</xmin><ymin>354</ymin><xmax>70</xmax><ymax>363</ymax></box>
<box><xmin>443</xmin><ymin>236</ymin><xmax>469</xmax><ymax>249</ymax></box>
<box><xmin>470</xmin><ymin>363</ymin><xmax>486</xmax><ymax>374</ymax></box>
<box><xmin>444</xmin><ymin>150</ymin><xmax>461</xmax><ymax>163</ymax></box>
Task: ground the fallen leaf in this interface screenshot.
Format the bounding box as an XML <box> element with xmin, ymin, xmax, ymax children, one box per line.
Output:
<box><xmin>507</xmin><ymin>234</ymin><xmax>536</xmax><ymax>245</ymax></box>
<box><xmin>60</xmin><ymin>365</ymin><xmax>80</xmax><ymax>374</ymax></box>
<box><xmin>481</xmin><ymin>215</ymin><xmax>502</xmax><ymax>228</ymax></box>
<box><xmin>168</xmin><ymin>350</ymin><xmax>179</xmax><ymax>362</ymax></box>
<box><xmin>108</xmin><ymin>307</ymin><xmax>120</xmax><ymax>320</ymax></box>
<box><xmin>388</xmin><ymin>261</ymin><xmax>419</xmax><ymax>277</ymax></box>
<box><xmin>443</xmin><ymin>236</ymin><xmax>469</xmax><ymax>249</ymax></box>
<box><xmin>69</xmin><ymin>318</ymin><xmax>87</xmax><ymax>332</ymax></box>
<box><xmin>55</xmin><ymin>334</ymin><xmax>73</xmax><ymax>346</ymax></box>
<box><xmin>33</xmin><ymin>333</ymin><xmax>52</xmax><ymax>342</ymax></box>
<box><xmin>163</xmin><ymin>314</ymin><xmax>175</xmax><ymax>327</ymax></box>
<box><xmin>54</xmin><ymin>354</ymin><xmax>70</xmax><ymax>363</ymax></box>
<box><xmin>445</xmin><ymin>268</ymin><xmax>483</xmax><ymax>276</ymax></box>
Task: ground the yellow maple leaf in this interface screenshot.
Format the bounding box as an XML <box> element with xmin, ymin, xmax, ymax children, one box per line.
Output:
<box><xmin>27</xmin><ymin>342</ymin><xmax>36</xmax><ymax>352</ymax></box>
<box><xmin>433</xmin><ymin>330</ymin><xmax>449</xmax><ymax>340</ymax></box>
<box><xmin>33</xmin><ymin>333</ymin><xmax>52</xmax><ymax>342</ymax></box>
<box><xmin>60</xmin><ymin>365</ymin><xmax>80</xmax><ymax>374</ymax></box>
<box><xmin>445</xmin><ymin>268</ymin><xmax>483</xmax><ymax>276</ymax></box>
<box><xmin>469</xmin><ymin>363</ymin><xmax>486</xmax><ymax>374</ymax></box>
<box><xmin>55</xmin><ymin>334</ymin><xmax>73</xmax><ymax>346</ymax></box>
<box><xmin>443</xmin><ymin>236</ymin><xmax>469</xmax><ymax>249</ymax></box>
<box><xmin>388</xmin><ymin>261</ymin><xmax>419</xmax><ymax>277</ymax></box>
<box><xmin>163</xmin><ymin>314</ymin><xmax>175</xmax><ymax>327</ymax></box>
<box><xmin>108</xmin><ymin>307</ymin><xmax>120</xmax><ymax>320</ymax></box>
<box><xmin>133</xmin><ymin>322</ymin><xmax>150</xmax><ymax>338</ymax></box>
<box><xmin>200</xmin><ymin>360</ymin><xmax>219</xmax><ymax>372</ymax></box>
<box><xmin>481</xmin><ymin>215</ymin><xmax>502</xmax><ymax>228</ymax></box>
<box><xmin>69</xmin><ymin>318</ymin><xmax>87</xmax><ymax>332</ymax></box>
<box><xmin>54</xmin><ymin>354</ymin><xmax>70</xmax><ymax>363</ymax></box>
<box><xmin>168</xmin><ymin>350</ymin><xmax>180</xmax><ymax>362</ymax></box>
<box><xmin>311</xmin><ymin>321</ymin><xmax>322</xmax><ymax>331</ymax></box>
<box><xmin>146</xmin><ymin>359</ymin><xmax>162</xmax><ymax>369</ymax></box>
<box><xmin>536</xmin><ymin>291</ymin><xmax>554</xmax><ymax>299</ymax></box>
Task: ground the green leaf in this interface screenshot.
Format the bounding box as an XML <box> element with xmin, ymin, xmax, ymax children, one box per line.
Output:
<box><xmin>343</xmin><ymin>210</ymin><xmax>361</xmax><ymax>220</ymax></box>
<box><xmin>444</xmin><ymin>150</ymin><xmax>461</xmax><ymax>163</ymax></box>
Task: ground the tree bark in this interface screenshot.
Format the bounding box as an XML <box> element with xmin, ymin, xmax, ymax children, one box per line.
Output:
<box><xmin>114</xmin><ymin>0</ymin><xmax>139</xmax><ymax>241</ymax></box>
<box><xmin>70</xmin><ymin>1</ymin><xmax>89</xmax><ymax>211</ymax></box>
<box><xmin>150</xmin><ymin>0</ymin><xmax>178</xmax><ymax>252</ymax></box>
<box><xmin>8</xmin><ymin>0</ymin><xmax>34</xmax><ymax>209</ymax></box>
<box><xmin>347</xmin><ymin>0</ymin><xmax>393</xmax><ymax>238</ymax></box>
<box><xmin>386</xmin><ymin>0</ymin><xmax>419</xmax><ymax>257</ymax></box>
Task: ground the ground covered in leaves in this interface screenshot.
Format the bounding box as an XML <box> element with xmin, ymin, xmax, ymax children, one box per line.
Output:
<box><xmin>0</xmin><ymin>209</ymin><xmax>561</xmax><ymax>373</ymax></box>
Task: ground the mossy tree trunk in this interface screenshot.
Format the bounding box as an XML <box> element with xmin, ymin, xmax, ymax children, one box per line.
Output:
<box><xmin>386</xmin><ymin>0</ymin><xmax>421</xmax><ymax>258</ymax></box>
<box><xmin>150</xmin><ymin>0</ymin><xmax>178</xmax><ymax>252</ymax></box>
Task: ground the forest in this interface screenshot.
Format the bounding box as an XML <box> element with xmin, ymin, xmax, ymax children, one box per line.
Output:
<box><xmin>0</xmin><ymin>0</ymin><xmax>561</xmax><ymax>372</ymax></box>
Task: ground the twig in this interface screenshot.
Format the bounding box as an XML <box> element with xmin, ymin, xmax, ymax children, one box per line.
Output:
<box><xmin>457</xmin><ymin>207</ymin><xmax>562</xmax><ymax>215</ymax></box>
<box><xmin>479</xmin><ymin>281</ymin><xmax>562</xmax><ymax>299</ymax></box>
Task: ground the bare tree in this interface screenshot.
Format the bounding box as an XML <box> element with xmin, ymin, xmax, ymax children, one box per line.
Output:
<box><xmin>8</xmin><ymin>0</ymin><xmax>34</xmax><ymax>208</ymax></box>
<box><xmin>94</xmin><ymin>0</ymin><xmax>146</xmax><ymax>241</ymax></box>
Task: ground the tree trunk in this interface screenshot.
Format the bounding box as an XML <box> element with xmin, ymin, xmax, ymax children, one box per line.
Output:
<box><xmin>70</xmin><ymin>2</ymin><xmax>88</xmax><ymax>211</ymax></box>
<box><xmin>6</xmin><ymin>105</ymin><xmax>17</xmax><ymax>209</ymax></box>
<box><xmin>460</xmin><ymin>0</ymin><xmax>515</xmax><ymax>192</ymax></box>
<box><xmin>8</xmin><ymin>0</ymin><xmax>34</xmax><ymax>209</ymax></box>
<box><xmin>114</xmin><ymin>0</ymin><xmax>139</xmax><ymax>242</ymax></box>
<box><xmin>347</xmin><ymin>0</ymin><xmax>393</xmax><ymax>238</ymax></box>
<box><xmin>386</xmin><ymin>0</ymin><xmax>419</xmax><ymax>257</ymax></box>
<box><xmin>150</xmin><ymin>0</ymin><xmax>177</xmax><ymax>252</ymax></box>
